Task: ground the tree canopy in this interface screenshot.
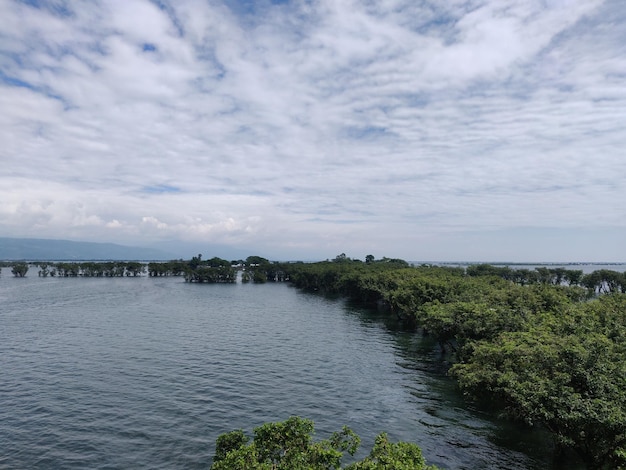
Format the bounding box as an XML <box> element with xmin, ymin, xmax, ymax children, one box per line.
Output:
<box><xmin>211</xmin><ymin>416</ymin><xmax>439</xmax><ymax>470</ymax></box>
<box><xmin>11</xmin><ymin>262</ymin><xmax>29</xmax><ymax>277</ymax></box>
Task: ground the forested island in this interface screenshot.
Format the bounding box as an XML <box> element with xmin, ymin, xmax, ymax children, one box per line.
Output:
<box><xmin>2</xmin><ymin>254</ymin><xmax>626</xmax><ymax>468</ymax></box>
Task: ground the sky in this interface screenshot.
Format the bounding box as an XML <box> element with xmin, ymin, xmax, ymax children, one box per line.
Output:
<box><xmin>1</xmin><ymin>0</ymin><xmax>625</xmax><ymax>262</ymax></box>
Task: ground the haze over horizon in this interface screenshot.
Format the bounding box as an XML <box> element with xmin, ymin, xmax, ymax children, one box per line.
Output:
<box><xmin>2</xmin><ymin>0</ymin><xmax>625</xmax><ymax>262</ymax></box>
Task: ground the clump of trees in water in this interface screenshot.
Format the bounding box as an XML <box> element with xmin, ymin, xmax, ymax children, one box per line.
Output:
<box><xmin>279</xmin><ymin>256</ymin><xmax>626</xmax><ymax>469</ymax></box>
<box><xmin>181</xmin><ymin>254</ymin><xmax>235</xmax><ymax>283</ymax></box>
<box><xmin>147</xmin><ymin>254</ymin><xmax>288</xmax><ymax>284</ymax></box>
<box><xmin>211</xmin><ymin>416</ymin><xmax>440</xmax><ymax>470</ymax></box>
<box><xmin>3</xmin><ymin>254</ymin><xmax>289</xmax><ymax>284</ymax></box>
<box><xmin>9</xmin><ymin>261</ymin><xmax>147</xmax><ymax>277</ymax></box>
<box><xmin>10</xmin><ymin>262</ymin><xmax>29</xmax><ymax>277</ymax></box>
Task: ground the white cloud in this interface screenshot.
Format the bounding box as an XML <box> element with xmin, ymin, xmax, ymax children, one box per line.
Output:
<box><xmin>0</xmin><ymin>0</ymin><xmax>624</xmax><ymax>261</ymax></box>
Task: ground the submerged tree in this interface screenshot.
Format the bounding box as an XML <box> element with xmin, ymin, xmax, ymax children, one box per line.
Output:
<box><xmin>11</xmin><ymin>262</ymin><xmax>29</xmax><ymax>277</ymax></box>
<box><xmin>37</xmin><ymin>262</ymin><xmax>54</xmax><ymax>277</ymax></box>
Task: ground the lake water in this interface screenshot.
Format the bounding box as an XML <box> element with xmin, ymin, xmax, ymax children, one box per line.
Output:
<box><xmin>1</xmin><ymin>269</ymin><xmax>564</xmax><ymax>469</ymax></box>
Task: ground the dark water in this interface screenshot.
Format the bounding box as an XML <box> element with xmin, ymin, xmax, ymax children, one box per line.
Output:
<box><xmin>1</xmin><ymin>269</ymin><xmax>557</xmax><ymax>469</ymax></box>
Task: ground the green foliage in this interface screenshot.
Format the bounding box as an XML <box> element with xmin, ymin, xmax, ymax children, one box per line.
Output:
<box><xmin>214</xmin><ymin>430</ymin><xmax>249</xmax><ymax>463</ymax></box>
<box><xmin>346</xmin><ymin>433</ymin><xmax>435</xmax><ymax>470</ymax></box>
<box><xmin>210</xmin><ymin>417</ymin><xmax>438</xmax><ymax>470</ymax></box>
<box><xmin>451</xmin><ymin>298</ymin><xmax>626</xmax><ymax>469</ymax></box>
<box><xmin>582</xmin><ymin>269</ymin><xmax>626</xmax><ymax>294</ymax></box>
<box><xmin>333</xmin><ymin>253</ymin><xmax>350</xmax><ymax>263</ymax></box>
<box><xmin>183</xmin><ymin>255</ymin><xmax>236</xmax><ymax>283</ymax></box>
<box><xmin>125</xmin><ymin>261</ymin><xmax>145</xmax><ymax>276</ymax></box>
<box><xmin>241</xmin><ymin>256</ymin><xmax>287</xmax><ymax>283</ymax></box>
<box><xmin>147</xmin><ymin>260</ymin><xmax>187</xmax><ymax>276</ymax></box>
<box><xmin>36</xmin><ymin>262</ymin><xmax>54</xmax><ymax>277</ymax></box>
<box><xmin>185</xmin><ymin>265</ymin><xmax>236</xmax><ymax>283</ymax></box>
<box><xmin>11</xmin><ymin>262</ymin><xmax>29</xmax><ymax>277</ymax></box>
<box><xmin>466</xmin><ymin>264</ymin><xmax>592</xmax><ymax>289</ymax></box>
<box><xmin>252</xmin><ymin>270</ymin><xmax>268</xmax><ymax>283</ymax></box>
<box><xmin>207</xmin><ymin>257</ymin><xmax>232</xmax><ymax>268</ymax></box>
<box><xmin>246</xmin><ymin>255</ymin><xmax>270</xmax><ymax>266</ymax></box>
<box><xmin>466</xmin><ymin>264</ymin><xmax>515</xmax><ymax>280</ymax></box>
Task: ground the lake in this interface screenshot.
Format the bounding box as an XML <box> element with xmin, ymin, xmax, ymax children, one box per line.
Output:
<box><xmin>0</xmin><ymin>268</ymin><xmax>566</xmax><ymax>469</ymax></box>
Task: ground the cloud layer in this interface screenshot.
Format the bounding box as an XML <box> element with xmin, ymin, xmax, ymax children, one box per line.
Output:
<box><xmin>1</xmin><ymin>0</ymin><xmax>625</xmax><ymax>261</ymax></box>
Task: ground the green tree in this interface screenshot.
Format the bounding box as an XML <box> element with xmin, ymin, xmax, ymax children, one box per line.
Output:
<box><xmin>125</xmin><ymin>261</ymin><xmax>145</xmax><ymax>276</ymax></box>
<box><xmin>207</xmin><ymin>257</ymin><xmax>232</xmax><ymax>268</ymax></box>
<box><xmin>189</xmin><ymin>254</ymin><xmax>202</xmax><ymax>269</ymax></box>
<box><xmin>11</xmin><ymin>262</ymin><xmax>29</xmax><ymax>277</ymax></box>
<box><xmin>563</xmin><ymin>269</ymin><xmax>584</xmax><ymax>286</ymax></box>
<box><xmin>582</xmin><ymin>270</ymin><xmax>625</xmax><ymax>294</ymax></box>
<box><xmin>452</xmin><ymin>328</ymin><xmax>626</xmax><ymax>469</ymax></box>
<box><xmin>246</xmin><ymin>255</ymin><xmax>270</xmax><ymax>267</ymax></box>
<box><xmin>214</xmin><ymin>429</ymin><xmax>249</xmax><ymax>463</ymax></box>
<box><xmin>346</xmin><ymin>433</ymin><xmax>435</xmax><ymax>470</ymax></box>
<box><xmin>37</xmin><ymin>262</ymin><xmax>54</xmax><ymax>277</ymax></box>
<box><xmin>211</xmin><ymin>416</ymin><xmax>438</xmax><ymax>470</ymax></box>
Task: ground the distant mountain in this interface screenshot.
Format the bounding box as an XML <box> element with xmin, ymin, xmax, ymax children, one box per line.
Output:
<box><xmin>0</xmin><ymin>237</ymin><xmax>176</xmax><ymax>261</ymax></box>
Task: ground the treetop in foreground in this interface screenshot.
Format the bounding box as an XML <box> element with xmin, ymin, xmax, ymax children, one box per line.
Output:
<box><xmin>211</xmin><ymin>416</ymin><xmax>439</xmax><ymax>470</ymax></box>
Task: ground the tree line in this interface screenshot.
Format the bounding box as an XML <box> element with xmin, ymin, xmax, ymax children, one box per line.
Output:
<box><xmin>2</xmin><ymin>255</ymin><xmax>290</xmax><ymax>284</ymax></box>
<box><xmin>3</xmin><ymin>261</ymin><xmax>146</xmax><ymax>278</ymax></box>
<box><xmin>6</xmin><ymin>256</ymin><xmax>624</xmax><ymax>295</ymax></box>
<box><xmin>278</xmin><ymin>257</ymin><xmax>626</xmax><ymax>469</ymax></box>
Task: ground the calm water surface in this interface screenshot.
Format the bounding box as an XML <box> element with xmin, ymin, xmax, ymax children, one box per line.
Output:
<box><xmin>1</xmin><ymin>269</ymin><xmax>559</xmax><ymax>469</ymax></box>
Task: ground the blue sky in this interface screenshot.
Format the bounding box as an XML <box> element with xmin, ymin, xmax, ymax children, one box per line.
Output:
<box><xmin>1</xmin><ymin>0</ymin><xmax>625</xmax><ymax>261</ymax></box>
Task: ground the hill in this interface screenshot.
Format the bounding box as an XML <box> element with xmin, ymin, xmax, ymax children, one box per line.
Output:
<box><xmin>0</xmin><ymin>237</ymin><xmax>175</xmax><ymax>261</ymax></box>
